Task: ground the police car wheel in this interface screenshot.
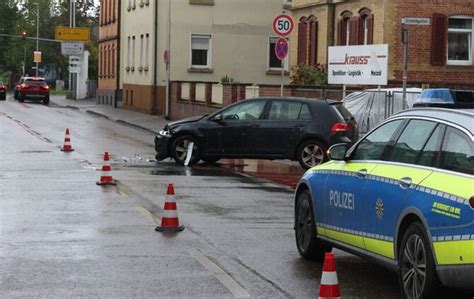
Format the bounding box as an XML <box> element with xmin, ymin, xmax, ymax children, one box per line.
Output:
<box><xmin>171</xmin><ymin>135</ymin><xmax>200</xmax><ymax>166</ymax></box>
<box><xmin>398</xmin><ymin>222</ymin><xmax>439</xmax><ymax>299</ymax></box>
<box><xmin>295</xmin><ymin>190</ymin><xmax>331</xmax><ymax>261</ymax></box>
<box><xmin>297</xmin><ymin>140</ymin><xmax>327</xmax><ymax>170</ymax></box>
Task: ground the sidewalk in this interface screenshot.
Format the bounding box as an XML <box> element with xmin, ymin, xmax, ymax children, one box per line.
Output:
<box><xmin>50</xmin><ymin>95</ymin><xmax>167</xmax><ymax>134</ymax></box>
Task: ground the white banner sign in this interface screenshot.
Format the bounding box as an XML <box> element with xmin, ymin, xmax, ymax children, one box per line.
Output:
<box><xmin>61</xmin><ymin>42</ymin><xmax>84</xmax><ymax>56</ymax></box>
<box><xmin>328</xmin><ymin>44</ymin><xmax>389</xmax><ymax>85</ymax></box>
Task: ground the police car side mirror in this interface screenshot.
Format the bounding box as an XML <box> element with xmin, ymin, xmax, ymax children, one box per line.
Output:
<box><xmin>328</xmin><ymin>143</ymin><xmax>348</xmax><ymax>161</ymax></box>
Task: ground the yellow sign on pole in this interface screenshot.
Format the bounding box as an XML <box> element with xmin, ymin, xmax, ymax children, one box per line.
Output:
<box><xmin>34</xmin><ymin>51</ymin><xmax>42</xmax><ymax>63</ymax></box>
<box><xmin>55</xmin><ymin>27</ymin><xmax>90</xmax><ymax>41</ymax></box>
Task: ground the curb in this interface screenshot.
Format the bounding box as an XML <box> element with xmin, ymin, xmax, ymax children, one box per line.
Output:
<box><xmin>86</xmin><ymin>109</ymin><xmax>110</xmax><ymax>120</ymax></box>
<box><xmin>116</xmin><ymin>119</ymin><xmax>159</xmax><ymax>135</ymax></box>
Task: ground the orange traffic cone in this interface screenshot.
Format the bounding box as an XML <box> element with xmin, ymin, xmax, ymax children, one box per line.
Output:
<box><xmin>318</xmin><ymin>252</ymin><xmax>341</xmax><ymax>299</ymax></box>
<box><xmin>96</xmin><ymin>152</ymin><xmax>116</xmax><ymax>186</ymax></box>
<box><xmin>155</xmin><ymin>184</ymin><xmax>185</xmax><ymax>232</ymax></box>
<box><xmin>61</xmin><ymin>129</ymin><xmax>74</xmax><ymax>152</ymax></box>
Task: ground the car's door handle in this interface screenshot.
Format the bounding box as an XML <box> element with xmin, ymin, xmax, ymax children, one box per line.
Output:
<box><xmin>356</xmin><ymin>169</ymin><xmax>368</xmax><ymax>178</ymax></box>
<box><xmin>399</xmin><ymin>177</ymin><xmax>412</xmax><ymax>189</ymax></box>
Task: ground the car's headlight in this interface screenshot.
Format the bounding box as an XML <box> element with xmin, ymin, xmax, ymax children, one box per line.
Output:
<box><xmin>159</xmin><ymin>130</ymin><xmax>172</xmax><ymax>137</ymax></box>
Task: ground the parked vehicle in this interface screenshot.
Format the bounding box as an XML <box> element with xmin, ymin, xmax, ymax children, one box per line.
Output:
<box><xmin>155</xmin><ymin>97</ymin><xmax>358</xmax><ymax>169</ymax></box>
<box><xmin>14</xmin><ymin>77</ymin><xmax>50</xmax><ymax>105</ymax></box>
<box><xmin>294</xmin><ymin>108</ymin><xmax>473</xmax><ymax>297</ymax></box>
<box><xmin>0</xmin><ymin>80</ymin><xmax>6</xmax><ymax>101</ymax></box>
<box><xmin>414</xmin><ymin>88</ymin><xmax>474</xmax><ymax>108</ymax></box>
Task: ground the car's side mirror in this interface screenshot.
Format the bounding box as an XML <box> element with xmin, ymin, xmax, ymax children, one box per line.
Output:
<box><xmin>328</xmin><ymin>143</ymin><xmax>348</xmax><ymax>161</ymax></box>
<box><xmin>212</xmin><ymin>114</ymin><xmax>223</xmax><ymax>122</ymax></box>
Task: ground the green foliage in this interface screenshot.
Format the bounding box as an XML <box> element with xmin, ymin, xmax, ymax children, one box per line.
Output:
<box><xmin>0</xmin><ymin>0</ymin><xmax>98</xmax><ymax>83</ymax></box>
<box><xmin>290</xmin><ymin>64</ymin><xmax>328</xmax><ymax>87</ymax></box>
<box><xmin>221</xmin><ymin>74</ymin><xmax>234</xmax><ymax>84</ymax></box>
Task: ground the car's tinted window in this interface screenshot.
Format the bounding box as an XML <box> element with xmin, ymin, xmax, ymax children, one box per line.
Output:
<box><xmin>299</xmin><ymin>104</ymin><xmax>312</xmax><ymax>120</ymax></box>
<box><xmin>25</xmin><ymin>79</ymin><xmax>46</xmax><ymax>85</ymax></box>
<box><xmin>332</xmin><ymin>103</ymin><xmax>353</xmax><ymax>121</ymax></box>
<box><xmin>440</xmin><ymin>127</ymin><xmax>474</xmax><ymax>175</ymax></box>
<box><xmin>389</xmin><ymin>120</ymin><xmax>437</xmax><ymax>165</ymax></box>
<box><xmin>417</xmin><ymin>125</ymin><xmax>443</xmax><ymax>167</ymax></box>
<box><xmin>351</xmin><ymin>119</ymin><xmax>402</xmax><ymax>160</ymax></box>
<box><xmin>221</xmin><ymin>100</ymin><xmax>266</xmax><ymax>121</ymax></box>
<box><xmin>268</xmin><ymin>101</ymin><xmax>311</xmax><ymax>120</ymax></box>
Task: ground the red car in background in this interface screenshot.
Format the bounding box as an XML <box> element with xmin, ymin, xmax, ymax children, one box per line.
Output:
<box><xmin>14</xmin><ymin>77</ymin><xmax>50</xmax><ymax>105</ymax></box>
<box><xmin>0</xmin><ymin>80</ymin><xmax>6</xmax><ymax>101</ymax></box>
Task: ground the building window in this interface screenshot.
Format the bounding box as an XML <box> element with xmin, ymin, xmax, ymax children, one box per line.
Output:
<box><xmin>268</xmin><ymin>37</ymin><xmax>289</xmax><ymax>70</ymax></box>
<box><xmin>132</xmin><ymin>36</ymin><xmax>136</xmax><ymax>71</ymax></box>
<box><xmin>145</xmin><ymin>33</ymin><xmax>150</xmax><ymax>69</ymax></box>
<box><xmin>190</xmin><ymin>34</ymin><xmax>211</xmax><ymax>68</ymax></box>
<box><xmin>139</xmin><ymin>34</ymin><xmax>144</xmax><ymax>70</ymax></box>
<box><xmin>447</xmin><ymin>16</ymin><xmax>473</xmax><ymax>65</ymax></box>
<box><xmin>127</xmin><ymin>37</ymin><xmax>131</xmax><ymax>69</ymax></box>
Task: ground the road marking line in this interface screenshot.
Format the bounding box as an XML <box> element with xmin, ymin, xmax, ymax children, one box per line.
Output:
<box><xmin>190</xmin><ymin>249</ymin><xmax>250</xmax><ymax>298</ymax></box>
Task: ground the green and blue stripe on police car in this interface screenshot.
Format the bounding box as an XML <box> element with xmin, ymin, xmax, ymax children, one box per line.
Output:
<box><xmin>317</xmin><ymin>222</ymin><xmax>395</xmax><ymax>259</ymax></box>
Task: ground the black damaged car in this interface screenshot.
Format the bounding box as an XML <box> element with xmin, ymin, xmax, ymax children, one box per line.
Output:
<box><xmin>155</xmin><ymin>97</ymin><xmax>358</xmax><ymax>169</ymax></box>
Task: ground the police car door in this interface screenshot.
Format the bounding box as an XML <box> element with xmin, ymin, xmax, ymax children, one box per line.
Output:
<box><xmin>322</xmin><ymin>119</ymin><xmax>404</xmax><ymax>251</ymax></box>
<box><xmin>362</xmin><ymin>119</ymin><xmax>438</xmax><ymax>260</ymax></box>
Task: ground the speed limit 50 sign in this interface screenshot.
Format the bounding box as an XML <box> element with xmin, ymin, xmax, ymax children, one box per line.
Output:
<box><xmin>273</xmin><ymin>14</ymin><xmax>294</xmax><ymax>37</ymax></box>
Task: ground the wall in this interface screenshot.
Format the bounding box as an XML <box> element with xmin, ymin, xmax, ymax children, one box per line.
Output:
<box><xmin>98</xmin><ymin>0</ymin><xmax>120</xmax><ymax>106</ymax></box>
<box><xmin>389</xmin><ymin>0</ymin><xmax>474</xmax><ymax>85</ymax></box>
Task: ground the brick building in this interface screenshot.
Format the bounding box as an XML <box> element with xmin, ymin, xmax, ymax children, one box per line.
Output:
<box><xmin>97</xmin><ymin>0</ymin><xmax>121</xmax><ymax>107</ymax></box>
<box><xmin>290</xmin><ymin>0</ymin><xmax>474</xmax><ymax>88</ymax></box>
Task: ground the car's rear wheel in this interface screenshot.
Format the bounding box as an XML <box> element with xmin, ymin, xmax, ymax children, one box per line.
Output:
<box><xmin>295</xmin><ymin>189</ymin><xmax>331</xmax><ymax>261</ymax></box>
<box><xmin>0</xmin><ymin>94</ymin><xmax>5</xmax><ymax>101</ymax></box>
<box><xmin>398</xmin><ymin>222</ymin><xmax>439</xmax><ymax>299</ymax></box>
<box><xmin>18</xmin><ymin>94</ymin><xmax>24</xmax><ymax>102</ymax></box>
<box><xmin>43</xmin><ymin>97</ymin><xmax>49</xmax><ymax>106</ymax></box>
<box><xmin>297</xmin><ymin>140</ymin><xmax>327</xmax><ymax>169</ymax></box>
<box><xmin>171</xmin><ymin>135</ymin><xmax>200</xmax><ymax>166</ymax></box>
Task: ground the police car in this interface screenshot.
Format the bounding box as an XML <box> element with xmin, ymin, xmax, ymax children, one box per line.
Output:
<box><xmin>294</xmin><ymin>108</ymin><xmax>473</xmax><ymax>298</ymax></box>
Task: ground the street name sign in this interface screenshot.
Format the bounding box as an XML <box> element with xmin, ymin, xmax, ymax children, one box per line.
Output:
<box><xmin>55</xmin><ymin>27</ymin><xmax>90</xmax><ymax>41</ymax></box>
<box><xmin>401</xmin><ymin>17</ymin><xmax>431</xmax><ymax>26</ymax></box>
<box><xmin>273</xmin><ymin>14</ymin><xmax>294</xmax><ymax>37</ymax></box>
<box><xmin>328</xmin><ymin>44</ymin><xmax>389</xmax><ymax>85</ymax></box>
<box><xmin>275</xmin><ymin>38</ymin><xmax>289</xmax><ymax>61</ymax></box>
<box><xmin>61</xmin><ymin>42</ymin><xmax>84</xmax><ymax>56</ymax></box>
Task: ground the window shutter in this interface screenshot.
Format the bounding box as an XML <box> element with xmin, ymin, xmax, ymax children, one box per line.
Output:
<box><xmin>297</xmin><ymin>22</ymin><xmax>308</xmax><ymax>65</ymax></box>
<box><xmin>367</xmin><ymin>14</ymin><xmax>374</xmax><ymax>45</ymax></box>
<box><xmin>309</xmin><ymin>21</ymin><xmax>318</xmax><ymax>65</ymax></box>
<box><xmin>336</xmin><ymin>19</ymin><xmax>342</xmax><ymax>46</ymax></box>
<box><xmin>431</xmin><ymin>13</ymin><xmax>448</xmax><ymax>66</ymax></box>
<box><xmin>349</xmin><ymin>17</ymin><xmax>360</xmax><ymax>45</ymax></box>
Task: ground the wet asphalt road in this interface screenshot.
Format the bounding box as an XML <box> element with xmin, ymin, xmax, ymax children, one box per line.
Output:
<box><xmin>1</xmin><ymin>95</ymin><xmax>471</xmax><ymax>298</ymax></box>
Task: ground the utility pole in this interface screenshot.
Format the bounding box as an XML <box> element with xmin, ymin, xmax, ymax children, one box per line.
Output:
<box><xmin>36</xmin><ymin>4</ymin><xmax>39</xmax><ymax>77</ymax></box>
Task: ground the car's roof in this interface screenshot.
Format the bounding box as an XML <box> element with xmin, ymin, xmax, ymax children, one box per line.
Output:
<box><xmin>248</xmin><ymin>97</ymin><xmax>334</xmax><ymax>106</ymax></box>
<box><xmin>394</xmin><ymin>108</ymin><xmax>474</xmax><ymax>135</ymax></box>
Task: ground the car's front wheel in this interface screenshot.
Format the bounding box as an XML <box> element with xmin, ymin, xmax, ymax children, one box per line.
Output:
<box><xmin>43</xmin><ymin>96</ymin><xmax>49</xmax><ymax>106</ymax></box>
<box><xmin>0</xmin><ymin>94</ymin><xmax>5</xmax><ymax>101</ymax></box>
<box><xmin>295</xmin><ymin>189</ymin><xmax>331</xmax><ymax>261</ymax></box>
<box><xmin>297</xmin><ymin>140</ymin><xmax>328</xmax><ymax>169</ymax></box>
<box><xmin>171</xmin><ymin>135</ymin><xmax>200</xmax><ymax>166</ymax></box>
<box><xmin>398</xmin><ymin>222</ymin><xmax>439</xmax><ymax>299</ymax></box>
